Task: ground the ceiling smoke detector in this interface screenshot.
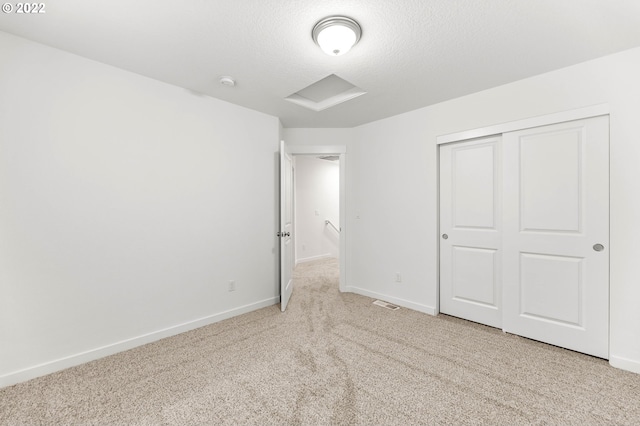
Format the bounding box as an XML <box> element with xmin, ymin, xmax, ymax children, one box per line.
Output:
<box><xmin>219</xmin><ymin>76</ymin><xmax>236</xmax><ymax>87</ymax></box>
<box><xmin>312</xmin><ymin>16</ymin><xmax>362</xmax><ymax>56</ymax></box>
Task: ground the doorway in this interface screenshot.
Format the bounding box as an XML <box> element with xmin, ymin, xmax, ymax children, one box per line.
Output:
<box><xmin>281</xmin><ymin>143</ymin><xmax>348</xmax><ymax>292</ymax></box>
<box><xmin>293</xmin><ymin>155</ymin><xmax>340</xmax><ymax>269</ymax></box>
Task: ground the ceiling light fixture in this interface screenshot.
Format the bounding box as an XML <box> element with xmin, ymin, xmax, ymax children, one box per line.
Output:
<box><xmin>312</xmin><ymin>16</ymin><xmax>362</xmax><ymax>56</ymax></box>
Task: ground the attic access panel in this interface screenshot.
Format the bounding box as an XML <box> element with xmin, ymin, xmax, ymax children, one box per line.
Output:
<box><xmin>285</xmin><ymin>74</ymin><xmax>366</xmax><ymax>112</ymax></box>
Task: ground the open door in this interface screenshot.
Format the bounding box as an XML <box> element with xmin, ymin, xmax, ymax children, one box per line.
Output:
<box><xmin>279</xmin><ymin>140</ymin><xmax>294</xmax><ymax>311</ymax></box>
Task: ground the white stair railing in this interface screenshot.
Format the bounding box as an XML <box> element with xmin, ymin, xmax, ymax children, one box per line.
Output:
<box><xmin>325</xmin><ymin>219</ymin><xmax>340</xmax><ymax>233</ymax></box>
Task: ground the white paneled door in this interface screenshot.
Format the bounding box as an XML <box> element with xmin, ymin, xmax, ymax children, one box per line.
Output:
<box><xmin>439</xmin><ymin>116</ymin><xmax>609</xmax><ymax>358</ymax></box>
<box><xmin>440</xmin><ymin>137</ymin><xmax>502</xmax><ymax>328</ymax></box>
<box><xmin>502</xmin><ymin>116</ymin><xmax>609</xmax><ymax>358</ymax></box>
<box><xmin>280</xmin><ymin>140</ymin><xmax>294</xmax><ymax>312</ymax></box>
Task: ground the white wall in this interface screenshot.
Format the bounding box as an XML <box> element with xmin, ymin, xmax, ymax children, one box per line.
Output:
<box><xmin>294</xmin><ymin>156</ymin><xmax>340</xmax><ymax>263</ymax></box>
<box><xmin>284</xmin><ymin>128</ymin><xmax>355</xmax><ymax>147</ymax></box>
<box><xmin>285</xmin><ymin>48</ymin><xmax>640</xmax><ymax>373</ymax></box>
<box><xmin>0</xmin><ymin>32</ymin><xmax>280</xmax><ymax>387</ymax></box>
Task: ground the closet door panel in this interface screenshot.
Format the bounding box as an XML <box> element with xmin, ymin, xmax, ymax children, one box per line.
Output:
<box><xmin>502</xmin><ymin>116</ymin><xmax>609</xmax><ymax>358</ymax></box>
<box><xmin>440</xmin><ymin>137</ymin><xmax>502</xmax><ymax>328</ymax></box>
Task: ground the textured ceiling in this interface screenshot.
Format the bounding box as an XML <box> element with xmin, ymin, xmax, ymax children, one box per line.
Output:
<box><xmin>1</xmin><ymin>0</ymin><xmax>640</xmax><ymax>128</ymax></box>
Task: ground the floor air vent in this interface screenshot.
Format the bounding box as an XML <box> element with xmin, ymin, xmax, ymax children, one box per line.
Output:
<box><xmin>373</xmin><ymin>300</ymin><xmax>400</xmax><ymax>310</ymax></box>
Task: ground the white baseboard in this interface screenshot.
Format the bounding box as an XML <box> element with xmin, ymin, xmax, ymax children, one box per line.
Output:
<box><xmin>0</xmin><ymin>297</ymin><xmax>279</xmax><ymax>389</ymax></box>
<box><xmin>296</xmin><ymin>253</ymin><xmax>334</xmax><ymax>265</ymax></box>
<box><xmin>346</xmin><ymin>286</ymin><xmax>437</xmax><ymax>316</ymax></box>
<box><xmin>609</xmin><ymin>355</ymin><xmax>640</xmax><ymax>374</ymax></box>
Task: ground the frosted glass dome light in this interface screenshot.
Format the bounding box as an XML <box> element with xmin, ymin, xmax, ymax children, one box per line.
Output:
<box><xmin>312</xmin><ymin>16</ymin><xmax>362</xmax><ymax>56</ymax></box>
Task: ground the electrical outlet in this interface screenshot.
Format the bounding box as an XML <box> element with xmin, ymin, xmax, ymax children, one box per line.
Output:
<box><xmin>395</xmin><ymin>272</ymin><xmax>402</xmax><ymax>283</ymax></box>
<box><xmin>228</xmin><ymin>280</ymin><xmax>236</xmax><ymax>292</ymax></box>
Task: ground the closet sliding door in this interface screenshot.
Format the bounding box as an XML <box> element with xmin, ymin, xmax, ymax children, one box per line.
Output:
<box><xmin>502</xmin><ymin>116</ymin><xmax>609</xmax><ymax>358</ymax></box>
<box><xmin>439</xmin><ymin>136</ymin><xmax>502</xmax><ymax>329</ymax></box>
<box><xmin>439</xmin><ymin>115</ymin><xmax>609</xmax><ymax>358</ymax></box>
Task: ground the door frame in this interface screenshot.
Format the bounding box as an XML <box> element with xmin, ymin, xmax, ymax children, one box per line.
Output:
<box><xmin>435</xmin><ymin>103</ymin><xmax>610</xmax><ymax>316</ymax></box>
<box><xmin>287</xmin><ymin>145</ymin><xmax>347</xmax><ymax>292</ymax></box>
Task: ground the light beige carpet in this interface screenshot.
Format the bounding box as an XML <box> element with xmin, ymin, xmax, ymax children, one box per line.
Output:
<box><xmin>1</xmin><ymin>257</ymin><xmax>639</xmax><ymax>425</ymax></box>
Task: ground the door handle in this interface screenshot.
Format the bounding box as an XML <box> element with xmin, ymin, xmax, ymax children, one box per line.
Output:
<box><xmin>442</xmin><ymin>234</ymin><xmax>449</xmax><ymax>240</ymax></box>
<box><xmin>593</xmin><ymin>243</ymin><xmax>605</xmax><ymax>252</ymax></box>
